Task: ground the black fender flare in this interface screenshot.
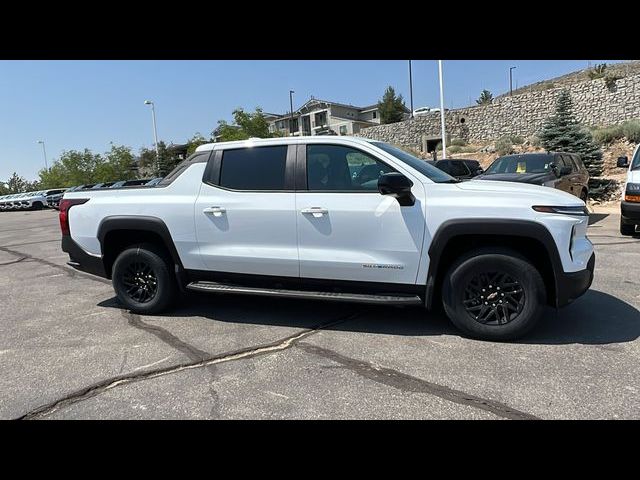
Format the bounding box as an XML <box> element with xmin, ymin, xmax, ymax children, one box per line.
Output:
<box><xmin>97</xmin><ymin>216</ymin><xmax>185</xmax><ymax>278</ymax></box>
<box><xmin>425</xmin><ymin>219</ymin><xmax>564</xmax><ymax>309</ymax></box>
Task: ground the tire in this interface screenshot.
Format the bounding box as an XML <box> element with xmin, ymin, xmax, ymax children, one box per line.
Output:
<box><xmin>441</xmin><ymin>248</ymin><xmax>546</xmax><ymax>341</ymax></box>
<box><xmin>112</xmin><ymin>243</ymin><xmax>178</xmax><ymax>314</ymax></box>
<box><xmin>620</xmin><ymin>219</ymin><xmax>635</xmax><ymax>236</ymax></box>
<box><xmin>32</xmin><ymin>202</ymin><xmax>43</xmax><ymax>210</ymax></box>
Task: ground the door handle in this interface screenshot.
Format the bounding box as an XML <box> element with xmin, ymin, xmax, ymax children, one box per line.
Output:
<box><xmin>203</xmin><ymin>206</ymin><xmax>226</xmax><ymax>217</ymax></box>
<box><xmin>301</xmin><ymin>207</ymin><xmax>328</xmax><ymax>217</ymax></box>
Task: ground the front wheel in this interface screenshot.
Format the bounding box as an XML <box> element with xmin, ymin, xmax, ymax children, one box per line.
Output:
<box><xmin>441</xmin><ymin>248</ymin><xmax>546</xmax><ymax>341</ymax></box>
<box><xmin>112</xmin><ymin>244</ymin><xmax>178</xmax><ymax>314</ymax></box>
<box><xmin>620</xmin><ymin>219</ymin><xmax>635</xmax><ymax>236</ymax></box>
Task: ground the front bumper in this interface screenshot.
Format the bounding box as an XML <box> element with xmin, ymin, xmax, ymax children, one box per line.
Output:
<box><xmin>555</xmin><ymin>252</ymin><xmax>595</xmax><ymax>307</ymax></box>
<box><xmin>62</xmin><ymin>235</ymin><xmax>108</xmax><ymax>278</ymax></box>
<box><xmin>621</xmin><ymin>201</ymin><xmax>640</xmax><ymax>224</ymax></box>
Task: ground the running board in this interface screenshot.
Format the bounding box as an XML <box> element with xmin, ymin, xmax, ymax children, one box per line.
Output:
<box><xmin>186</xmin><ymin>281</ymin><xmax>423</xmax><ymax>305</ymax></box>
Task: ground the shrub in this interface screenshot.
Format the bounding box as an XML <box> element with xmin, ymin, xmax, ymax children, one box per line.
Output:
<box><xmin>510</xmin><ymin>135</ymin><xmax>525</xmax><ymax>145</ymax></box>
<box><xmin>588</xmin><ymin>63</ymin><xmax>608</xmax><ymax>80</ymax></box>
<box><xmin>450</xmin><ymin>138</ymin><xmax>467</xmax><ymax>146</ymax></box>
<box><xmin>621</xmin><ymin>120</ymin><xmax>640</xmax><ymax>143</ymax></box>
<box><xmin>495</xmin><ymin>136</ymin><xmax>514</xmax><ymax>156</ymax></box>
<box><xmin>592</xmin><ymin>125</ymin><xmax>623</xmax><ymax>145</ymax></box>
<box><xmin>447</xmin><ymin>145</ymin><xmax>463</xmax><ymax>154</ymax></box>
<box><xmin>529</xmin><ymin>136</ymin><xmax>541</xmax><ymax>147</ymax></box>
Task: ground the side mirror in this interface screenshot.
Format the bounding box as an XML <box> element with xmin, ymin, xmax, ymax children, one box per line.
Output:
<box><xmin>378</xmin><ymin>173</ymin><xmax>415</xmax><ymax>206</ymax></box>
<box><xmin>559</xmin><ymin>166</ymin><xmax>572</xmax><ymax>176</ymax></box>
<box><xmin>617</xmin><ymin>156</ymin><xmax>629</xmax><ymax>168</ymax></box>
<box><xmin>474</xmin><ymin>168</ymin><xmax>484</xmax><ymax>176</ymax></box>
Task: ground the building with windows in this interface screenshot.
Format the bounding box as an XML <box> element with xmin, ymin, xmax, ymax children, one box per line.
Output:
<box><xmin>268</xmin><ymin>98</ymin><xmax>408</xmax><ymax>137</ymax></box>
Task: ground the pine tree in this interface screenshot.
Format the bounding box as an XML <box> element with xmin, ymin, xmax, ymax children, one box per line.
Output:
<box><xmin>539</xmin><ymin>90</ymin><xmax>604</xmax><ymax>177</ymax></box>
<box><xmin>476</xmin><ymin>89</ymin><xmax>493</xmax><ymax>105</ymax></box>
<box><xmin>377</xmin><ymin>86</ymin><xmax>407</xmax><ymax>124</ymax></box>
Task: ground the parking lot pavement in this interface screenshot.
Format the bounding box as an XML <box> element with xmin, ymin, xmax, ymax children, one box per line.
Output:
<box><xmin>1</xmin><ymin>209</ymin><xmax>638</xmax><ymax>419</ymax></box>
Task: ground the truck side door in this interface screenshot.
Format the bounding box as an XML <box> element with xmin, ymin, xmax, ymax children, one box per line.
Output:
<box><xmin>194</xmin><ymin>144</ymin><xmax>299</xmax><ymax>277</ymax></box>
<box><xmin>295</xmin><ymin>143</ymin><xmax>426</xmax><ymax>285</ymax></box>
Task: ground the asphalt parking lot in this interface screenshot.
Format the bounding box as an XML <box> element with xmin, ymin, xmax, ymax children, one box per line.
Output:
<box><xmin>0</xmin><ymin>209</ymin><xmax>638</xmax><ymax>419</ymax></box>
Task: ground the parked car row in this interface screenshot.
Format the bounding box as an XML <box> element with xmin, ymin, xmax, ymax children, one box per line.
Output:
<box><xmin>1</xmin><ymin>178</ymin><xmax>163</xmax><ymax>212</ymax></box>
<box><xmin>429</xmin><ymin>152</ymin><xmax>590</xmax><ymax>201</ymax></box>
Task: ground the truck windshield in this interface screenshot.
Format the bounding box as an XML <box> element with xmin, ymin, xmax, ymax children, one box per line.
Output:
<box><xmin>371</xmin><ymin>142</ymin><xmax>458</xmax><ymax>183</ymax></box>
<box><xmin>485</xmin><ymin>154</ymin><xmax>552</xmax><ymax>174</ymax></box>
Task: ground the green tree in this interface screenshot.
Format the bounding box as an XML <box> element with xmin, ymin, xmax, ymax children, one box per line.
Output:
<box><xmin>215</xmin><ymin>107</ymin><xmax>273</xmax><ymax>142</ymax></box>
<box><xmin>476</xmin><ymin>89</ymin><xmax>493</xmax><ymax>105</ymax></box>
<box><xmin>377</xmin><ymin>86</ymin><xmax>407</xmax><ymax>124</ymax></box>
<box><xmin>186</xmin><ymin>132</ymin><xmax>210</xmax><ymax>155</ymax></box>
<box><xmin>95</xmin><ymin>144</ymin><xmax>137</xmax><ymax>182</ymax></box>
<box><xmin>4</xmin><ymin>172</ymin><xmax>38</xmax><ymax>193</ymax></box>
<box><xmin>539</xmin><ymin>90</ymin><xmax>604</xmax><ymax>177</ymax></box>
<box><xmin>138</xmin><ymin>141</ymin><xmax>176</xmax><ymax>177</ymax></box>
<box><xmin>38</xmin><ymin>149</ymin><xmax>103</xmax><ymax>188</ymax></box>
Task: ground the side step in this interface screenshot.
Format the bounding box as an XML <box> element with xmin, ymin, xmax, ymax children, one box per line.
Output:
<box><xmin>186</xmin><ymin>281</ymin><xmax>423</xmax><ymax>305</ymax></box>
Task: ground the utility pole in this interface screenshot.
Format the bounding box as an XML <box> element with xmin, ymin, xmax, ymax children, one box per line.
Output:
<box><xmin>289</xmin><ymin>90</ymin><xmax>295</xmax><ymax>136</ymax></box>
<box><xmin>438</xmin><ymin>60</ymin><xmax>447</xmax><ymax>159</ymax></box>
<box><xmin>408</xmin><ymin>60</ymin><xmax>414</xmax><ymax>118</ymax></box>
<box><xmin>37</xmin><ymin>140</ymin><xmax>48</xmax><ymax>170</ymax></box>
<box><xmin>509</xmin><ymin>66</ymin><xmax>517</xmax><ymax>96</ymax></box>
<box><xmin>144</xmin><ymin>100</ymin><xmax>160</xmax><ymax>173</ymax></box>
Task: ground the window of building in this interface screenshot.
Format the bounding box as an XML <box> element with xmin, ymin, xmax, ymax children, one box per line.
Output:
<box><xmin>219</xmin><ymin>146</ymin><xmax>288</xmax><ymax>191</ymax></box>
<box><xmin>339</xmin><ymin>125</ymin><xmax>347</xmax><ymax>135</ymax></box>
<box><xmin>373</xmin><ymin>111</ymin><xmax>377</xmax><ymax>119</ymax></box>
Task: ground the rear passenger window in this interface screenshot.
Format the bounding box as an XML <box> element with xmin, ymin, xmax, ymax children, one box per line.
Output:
<box><xmin>220</xmin><ymin>146</ymin><xmax>287</xmax><ymax>191</ymax></box>
<box><xmin>449</xmin><ymin>162</ymin><xmax>470</xmax><ymax>177</ymax></box>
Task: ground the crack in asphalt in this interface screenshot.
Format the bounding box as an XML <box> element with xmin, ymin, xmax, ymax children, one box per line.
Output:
<box><xmin>0</xmin><ymin>245</ymin><xmax>111</xmax><ymax>285</ymax></box>
<box><xmin>0</xmin><ymin>238</ymin><xmax>61</xmax><ymax>248</ymax></box>
<box><xmin>0</xmin><ymin>256</ymin><xmax>28</xmax><ymax>266</ymax></box>
<box><xmin>17</xmin><ymin>312</ymin><xmax>361</xmax><ymax>420</ymax></box>
<box><xmin>297</xmin><ymin>342</ymin><xmax>539</xmax><ymax>420</ymax></box>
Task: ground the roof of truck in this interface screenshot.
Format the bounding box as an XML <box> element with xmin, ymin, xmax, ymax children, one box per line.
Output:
<box><xmin>195</xmin><ymin>135</ymin><xmax>378</xmax><ymax>153</ymax></box>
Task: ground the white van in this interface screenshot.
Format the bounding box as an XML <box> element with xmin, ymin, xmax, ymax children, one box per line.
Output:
<box><xmin>617</xmin><ymin>146</ymin><xmax>640</xmax><ymax>236</ymax></box>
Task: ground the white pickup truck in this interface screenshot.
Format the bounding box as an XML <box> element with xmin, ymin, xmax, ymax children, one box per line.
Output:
<box><xmin>61</xmin><ymin>136</ymin><xmax>595</xmax><ymax>340</ymax></box>
<box><xmin>618</xmin><ymin>144</ymin><xmax>640</xmax><ymax>236</ymax></box>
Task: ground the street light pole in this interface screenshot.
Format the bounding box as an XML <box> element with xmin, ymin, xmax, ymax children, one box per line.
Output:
<box><xmin>144</xmin><ymin>100</ymin><xmax>160</xmax><ymax>173</ymax></box>
<box><xmin>289</xmin><ymin>90</ymin><xmax>295</xmax><ymax>136</ymax></box>
<box><xmin>409</xmin><ymin>60</ymin><xmax>414</xmax><ymax>118</ymax></box>
<box><xmin>438</xmin><ymin>60</ymin><xmax>447</xmax><ymax>160</ymax></box>
<box><xmin>509</xmin><ymin>66</ymin><xmax>517</xmax><ymax>96</ymax></box>
<box><xmin>37</xmin><ymin>140</ymin><xmax>48</xmax><ymax>170</ymax></box>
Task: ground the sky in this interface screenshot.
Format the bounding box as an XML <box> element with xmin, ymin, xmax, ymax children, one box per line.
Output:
<box><xmin>0</xmin><ymin>59</ymin><xmax>626</xmax><ymax>181</ymax></box>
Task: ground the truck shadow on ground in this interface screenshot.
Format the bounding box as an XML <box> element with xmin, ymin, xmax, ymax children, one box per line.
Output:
<box><xmin>98</xmin><ymin>289</ymin><xmax>639</xmax><ymax>346</ymax></box>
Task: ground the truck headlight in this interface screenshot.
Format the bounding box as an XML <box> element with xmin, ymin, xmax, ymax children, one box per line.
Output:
<box><xmin>532</xmin><ymin>205</ymin><xmax>589</xmax><ymax>216</ymax></box>
<box><xmin>625</xmin><ymin>183</ymin><xmax>640</xmax><ymax>203</ymax></box>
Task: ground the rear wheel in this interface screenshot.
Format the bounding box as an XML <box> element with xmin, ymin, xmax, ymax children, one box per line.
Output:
<box><xmin>620</xmin><ymin>219</ymin><xmax>636</xmax><ymax>236</ymax></box>
<box><xmin>32</xmin><ymin>201</ymin><xmax>43</xmax><ymax>210</ymax></box>
<box><xmin>441</xmin><ymin>248</ymin><xmax>546</xmax><ymax>341</ymax></box>
<box><xmin>112</xmin><ymin>244</ymin><xmax>177</xmax><ymax>314</ymax></box>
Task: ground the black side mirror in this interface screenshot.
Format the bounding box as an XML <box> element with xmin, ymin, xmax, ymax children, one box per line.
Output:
<box><xmin>559</xmin><ymin>166</ymin><xmax>572</xmax><ymax>176</ymax></box>
<box><xmin>474</xmin><ymin>168</ymin><xmax>484</xmax><ymax>176</ymax></box>
<box><xmin>378</xmin><ymin>173</ymin><xmax>415</xmax><ymax>206</ymax></box>
<box><xmin>617</xmin><ymin>156</ymin><xmax>629</xmax><ymax>168</ymax></box>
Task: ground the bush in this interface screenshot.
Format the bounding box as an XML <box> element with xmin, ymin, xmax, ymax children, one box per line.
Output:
<box><xmin>450</xmin><ymin>138</ymin><xmax>467</xmax><ymax>146</ymax></box>
<box><xmin>592</xmin><ymin>124</ymin><xmax>623</xmax><ymax>144</ymax></box>
<box><xmin>447</xmin><ymin>145</ymin><xmax>462</xmax><ymax>154</ymax></box>
<box><xmin>622</xmin><ymin>120</ymin><xmax>640</xmax><ymax>143</ymax></box>
<box><xmin>510</xmin><ymin>135</ymin><xmax>525</xmax><ymax>145</ymax></box>
<box><xmin>529</xmin><ymin>136</ymin><xmax>541</xmax><ymax>147</ymax></box>
<box><xmin>495</xmin><ymin>136</ymin><xmax>514</xmax><ymax>155</ymax></box>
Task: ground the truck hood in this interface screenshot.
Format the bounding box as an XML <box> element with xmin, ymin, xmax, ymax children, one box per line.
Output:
<box><xmin>453</xmin><ymin>178</ymin><xmax>583</xmax><ymax>205</ymax></box>
<box><xmin>475</xmin><ymin>172</ymin><xmax>551</xmax><ymax>184</ymax></box>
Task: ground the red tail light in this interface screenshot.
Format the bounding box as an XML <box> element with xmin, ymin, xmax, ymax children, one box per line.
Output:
<box><xmin>59</xmin><ymin>198</ymin><xmax>89</xmax><ymax>235</ymax></box>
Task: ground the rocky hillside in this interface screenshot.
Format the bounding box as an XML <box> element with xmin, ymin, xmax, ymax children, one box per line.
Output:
<box><xmin>496</xmin><ymin>61</ymin><xmax>640</xmax><ymax>99</ymax></box>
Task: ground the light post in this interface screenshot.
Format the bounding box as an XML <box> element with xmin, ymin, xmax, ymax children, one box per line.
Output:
<box><xmin>409</xmin><ymin>60</ymin><xmax>414</xmax><ymax>118</ymax></box>
<box><xmin>509</xmin><ymin>66</ymin><xmax>517</xmax><ymax>96</ymax></box>
<box><xmin>144</xmin><ymin>100</ymin><xmax>160</xmax><ymax>172</ymax></box>
<box><xmin>289</xmin><ymin>90</ymin><xmax>295</xmax><ymax>136</ymax></box>
<box><xmin>37</xmin><ymin>140</ymin><xmax>48</xmax><ymax>170</ymax></box>
<box><xmin>438</xmin><ymin>60</ymin><xmax>447</xmax><ymax>159</ymax></box>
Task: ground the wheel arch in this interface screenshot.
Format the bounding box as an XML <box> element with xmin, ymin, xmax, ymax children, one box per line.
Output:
<box><xmin>425</xmin><ymin>219</ymin><xmax>563</xmax><ymax>310</ymax></box>
<box><xmin>97</xmin><ymin>216</ymin><xmax>184</xmax><ymax>280</ymax></box>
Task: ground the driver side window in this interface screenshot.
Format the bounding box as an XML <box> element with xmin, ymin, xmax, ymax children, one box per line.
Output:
<box><xmin>306</xmin><ymin>144</ymin><xmax>395</xmax><ymax>192</ymax></box>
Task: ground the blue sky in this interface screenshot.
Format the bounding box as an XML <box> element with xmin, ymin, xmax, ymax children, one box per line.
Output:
<box><xmin>0</xmin><ymin>60</ymin><xmax>625</xmax><ymax>181</ymax></box>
